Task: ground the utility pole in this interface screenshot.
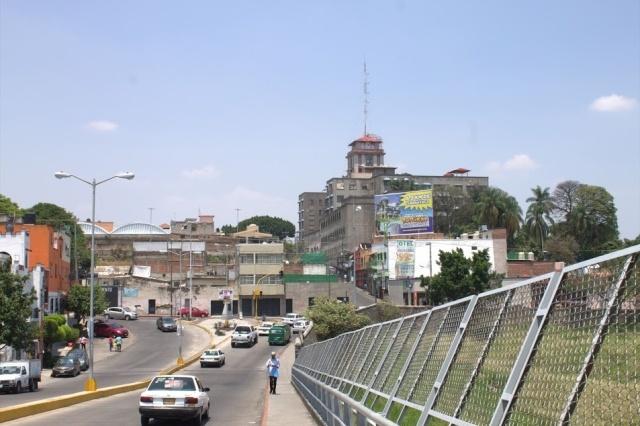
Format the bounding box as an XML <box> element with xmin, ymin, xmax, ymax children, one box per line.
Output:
<box><xmin>148</xmin><ymin>207</ymin><xmax>155</xmax><ymax>224</ymax></box>
<box><xmin>235</xmin><ymin>208</ymin><xmax>241</xmax><ymax>232</ymax></box>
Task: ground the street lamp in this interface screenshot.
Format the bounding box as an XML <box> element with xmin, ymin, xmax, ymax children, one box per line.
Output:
<box><xmin>54</xmin><ymin>170</ymin><xmax>134</xmax><ymax>391</ymax></box>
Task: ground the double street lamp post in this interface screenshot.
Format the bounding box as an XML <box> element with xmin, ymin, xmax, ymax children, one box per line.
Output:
<box><xmin>54</xmin><ymin>171</ymin><xmax>135</xmax><ymax>391</ymax></box>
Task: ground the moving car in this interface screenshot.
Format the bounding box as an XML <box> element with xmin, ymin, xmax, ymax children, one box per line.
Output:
<box><xmin>156</xmin><ymin>316</ymin><xmax>178</xmax><ymax>332</ymax></box>
<box><xmin>139</xmin><ymin>375</ymin><xmax>210</xmax><ymax>426</ymax></box>
<box><xmin>268</xmin><ymin>323</ymin><xmax>291</xmax><ymax>346</ymax></box>
<box><xmin>67</xmin><ymin>349</ymin><xmax>89</xmax><ymax>371</ymax></box>
<box><xmin>281</xmin><ymin>313</ymin><xmax>304</xmax><ymax>325</ymax></box>
<box><xmin>0</xmin><ymin>359</ymin><xmax>41</xmax><ymax>393</ymax></box>
<box><xmin>292</xmin><ymin>319</ymin><xmax>311</xmax><ymax>334</ymax></box>
<box><xmin>257</xmin><ymin>321</ymin><xmax>274</xmax><ymax>336</ymax></box>
<box><xmin>231</xmin><ymin>325</ymin><xmax>258</xmax><ymax>347</ymax></box>
<box><xmin>179</xmin><ymin>306</ymin><xmax>209</xmax><ymax>318</ymax></box>
<box><xmin>94</xmin><ymin>322</ymin><xmax>129</xmax><ymax>338</ymax></box>
<box><xmin>104</xmin><ymin>306</ymin><xmax>138</xmax><ymax>320</ymax></box>
<box><xmin>51</xmin><ymin>357</ymin><xmax>81</xmax><ymax>378</ymax></box>
<box><xmin>200</xmin><ymin>349</ymin><xmax>225</xmax><ymax>367</ymax></box>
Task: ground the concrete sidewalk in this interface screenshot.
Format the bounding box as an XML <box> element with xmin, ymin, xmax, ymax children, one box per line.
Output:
<box><xmin>266</xmin><ymin>344</ymin><xmax>318</xmax><ymax>426</ymax></box>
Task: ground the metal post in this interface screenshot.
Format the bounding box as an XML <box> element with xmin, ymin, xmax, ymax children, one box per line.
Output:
<box><xmin>177</xmin><ymin>241</ymin><xmax>184</xmax><ymax>365</ymax></box>
<box><xmin>453</xmin><ymin>290</ymin><xmax>513</xmax><ymax>419</ymax></box>
<box><xmin>85</xmin><ymin>179</ymin><xmax>97</xmax><ymax>391</ymax></box>
<box><xmin>558</xmin><ymin>254</ymin><xmax>636</xmax><ymax>424</ymax></box>
<box><xmin>418</xmin><ymin>296</ymin><xmax>478</xmax><ymax>426</ymax></box>
<box><xmin>188</xmin><ymin>225</ymin><xmax>193</xmax><ymax>321</ymax></box>
<box><xmin>382</xmin><ymin>310</ymin><xmax>432</xmax><ymax>416</ymax></box>
<box><xmin>489</xmin><ymin>265</ymin><xmax>565</xmax><ymax>426</ymax></box>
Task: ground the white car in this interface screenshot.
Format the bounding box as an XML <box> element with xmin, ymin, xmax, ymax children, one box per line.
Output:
<box><xmin>257</xmin><ymin>321</ymin><xmax>274</xmax><ymax>336</ymax></box>
<box><xmin>139</xmin><ymin>375</ymin><xmax>210</xmax><ymax>426</ymax></box>
<box><xmin>200</xmin><ymin>349</ymin><xmax>225</xmax><ymax>367</ymax></box>
<box><xmin>231</xmin><ymin>325</ymin><xmax>258</xmax><ymax>347</ymax></box>
<box><xmin>292</xmin><ymin>319</ymin><xmax>311</xmax><ymax>334</ymax></box>
<box><xmin>282</xmin><ymin>313</ymin><xmax>304</xmax><ymax>325</ymax></box>
<box><xmin>104</xmin><ymin>306</ymin><xmax>138</xmax><ymax>321</ymax></box>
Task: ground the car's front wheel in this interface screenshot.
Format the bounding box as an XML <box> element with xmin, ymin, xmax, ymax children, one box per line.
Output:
<box><xmin>140</xmin><ymin>415</ymin><xmax>150</xmax><ymax>426</ymax></box>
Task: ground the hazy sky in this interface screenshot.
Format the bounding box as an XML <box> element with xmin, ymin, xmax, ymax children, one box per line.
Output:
<box><xmin>1</xmin><ymin>1</ymin><xmax>638</xmax><ymax>237</ymax></box>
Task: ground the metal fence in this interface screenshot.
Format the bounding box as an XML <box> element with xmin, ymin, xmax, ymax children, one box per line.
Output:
<box><xmin>292</xmin><ymin>245</ymin><xmax>640</xmax><ymax>426</ymax></box>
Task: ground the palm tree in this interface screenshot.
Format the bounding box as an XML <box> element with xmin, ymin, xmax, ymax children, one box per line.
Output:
<box><xmin>500</xmin><ymin>194</ymin><xmax>523</xmax><ymax>239</ymax></box>
<box><xmin>475</xmin><ymin>187</ymin><xmax>522</xmax><ymax>241</ymax></box>
<box><xmin>525</xmin><ymin>186</ymin><xmax>555</xmax><ymax>254</ymax></box>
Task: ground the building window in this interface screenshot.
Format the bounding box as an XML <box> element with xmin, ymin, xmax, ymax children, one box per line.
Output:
<box><xmin>256</xmin><ymin>254</ymin><xmax>283</xmax><ymax>264</ymax></box>
<box><xmin>257</xmin><ymin>275</ymin><xmax>283</xmax><ymax>284</ymax></box>
<box><xmin>336</xmin><ymin>182</ymin><xmax>345</xmax><ymax>190</ymax></box>
<box><xmin>239</xmin><ymin>254</ymin><xmax>254</xmax><ymax>264</ymax></box>
<box><xmin>308</xmin><ymin>297</ymin><xmax>315</xmax><ymax>307</ymax></box>
<box><xmin>239</xmin><ymin>275</ymin><xmax>255</xmax><ymax>284</ymax></box>
<box><xmin>348</xmin><ymin>183</ymin><xmax>357</xmax><ymax>190</ymax></box>
<box><xmin>361</xmin><ymin>184</ymin><xmax>368</xmax><ymax>190</ymax></box>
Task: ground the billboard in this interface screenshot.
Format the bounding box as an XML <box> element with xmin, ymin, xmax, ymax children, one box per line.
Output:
<box><xmin>375</xmin><ymin>189</ymin><xmax>434</xmax><ymax>235</ymax></box>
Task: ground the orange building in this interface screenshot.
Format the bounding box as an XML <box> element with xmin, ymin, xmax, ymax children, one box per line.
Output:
<box><xmin>0</xmin><ymin>223</ymin><xmax>71</xmax><ymax>312</ymax></box>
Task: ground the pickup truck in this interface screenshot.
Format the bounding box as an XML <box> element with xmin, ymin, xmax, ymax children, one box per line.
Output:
<box><xmin>0</xmin><ymin>359</ymin><xmax>41</xmax><ymax>393</ymax></box>
<box><xmin>231</xmin><ymin>325</ymin><xmax>258</xmax><ymax>347</ymax></box>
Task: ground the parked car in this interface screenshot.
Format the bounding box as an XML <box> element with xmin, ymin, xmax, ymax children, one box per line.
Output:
<box><xmin>200</xmin><ymin>349</ymin><xmax>225</xmax><ymax>367</ymax></box>
<box><xmin>179</xmin><ymin>307</ymin><xmax>209</xmax><ymax>318</ymax></box>
<box><xmin>0</xmin><ymin>359</ymin><xmax>41</xmax><ymax>392</ymax></box>
<box><xmin>257</xmin><ymin>321</ymin><xmax>274</xmax><ymax>336</ymax></box>
<box><xmin>94</xmin><ymin>322</ymin><xmax>129</xmax><ymax>338</ymax></box>
<box><xmin>231</xmin><ymin>325</ymin><xmax>258</xmax><ymax>347</ymax></box>
<box><xmin>281</xmin><ymin>313</ymin><xmax>304</xmax><ymax>325</ymax></box>
<box><xmin>67</xmin><ymin>349</ymin><xmax>89</xmax><ymax>371</ymax></box>
<box><xmin>156</xmin><ymin>316</ymin><xmax>178</xmax><ymax>332</ymax></box>
<box><xmin>268</xmin><ymin>323</ymin><xmax>291</xmax><ymax>346</ymax></box>
<box><xmin>104</xmin><ymin>306</ymin><xmax>138</xmax><ymax>320</ymax></box>
<box><xmin>51</xmin><ymin>357</ymin><xmax>81</xmax><ymax>378</ymax></box>
<box><xmin>139</xmin><ymin>375</ymin><xmax>210</xmax><ymax>426</ymax></box>
<box><xmin>292</xmin><ymin>319</ymin><xmax>311</xmax><ymax>334</ymax></box>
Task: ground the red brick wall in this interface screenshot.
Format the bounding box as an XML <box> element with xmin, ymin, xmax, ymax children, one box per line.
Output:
<box><xmin>507</xmin><ymin>261</ymin><xmax>556</xmax><ymax>278</ymax></box>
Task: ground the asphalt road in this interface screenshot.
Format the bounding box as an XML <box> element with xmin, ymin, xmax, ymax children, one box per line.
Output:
<box><xmin>6</xmin><ymin>338</ymin><xmax>280</xmax><ymax>426</ymax></box>
<box><xmin>0</xmin><ymin>318</ymin><xmax>209</xmax><ymax>408</ymax></box>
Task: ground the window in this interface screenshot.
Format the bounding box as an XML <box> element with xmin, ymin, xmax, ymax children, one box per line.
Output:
<box><xmin>239</xmin><ymin>275</ymin><xmax>255</xmax><ymax>284</ymax></box>
<box><xmin>308</xmin><ymin>297</ymin><xmax>315</xmax><ymax>307</ymax></box>
<box><xmin>239</xmin><ymin>254</ymin><xmax>254</xmax><ymax>264</ymax></box>
<box><xmin>348</xmin><ymin>183</ymin><xmax>357</xmax><ymax>190</ymax></box>
<box><xmin>256</xmin><ymin>254</ymin><xmax>283</xmax><ymax>264</ymax></box>
<box><xmin>336</xmin><ymin>182</ymin><xmax>345</xmax><ymax>190</ymax></box>
<box><xmin>337</xmin><ymin>195</ymin><xmax>344</xmax><ymax>202</ymax></box>
<box><xmin>361</xmin><ymin>184</ymin><xmax>368</xmax><ymax>190</ymax></box>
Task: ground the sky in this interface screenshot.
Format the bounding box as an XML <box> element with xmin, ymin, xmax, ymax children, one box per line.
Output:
<box><xmin>0</xmin><ymin>1</ymin><xmax>638</xmax><ymax>238</ymax></box>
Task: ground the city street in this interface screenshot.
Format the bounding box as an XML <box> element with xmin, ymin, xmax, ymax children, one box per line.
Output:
<box><xmin>5</xmin><ymin>338</ymin><xmax>280</xmax><ymax>425</ymax></box>
<box><xmin>0</xmin><ymin>318</ymin><xmax>210</xmax><ymax>408</ymax></box>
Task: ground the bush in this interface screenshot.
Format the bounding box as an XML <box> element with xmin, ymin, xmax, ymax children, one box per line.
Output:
<box><xmin>60</xmin><ymin>324</ymin><xmax>79</xmax><ymax>341</ymax></box>
<box><xmin>376</xmin><ymin>302</ymin><xmax>402</xmax><ymax>322</ymax></box>
<box><xmin>306</xmin><ymin>297</ymin><xmax>371</xmax><ymax>341</ymax></box>
<box><xmin>45</xmin><ymin>313</ymin><xmax>66</xmax><ymax>326</ymax></box>
<box><xmin>44</xmin><ymin>317</ymin><xmax>65</xmax><ymax>345</ymax></box>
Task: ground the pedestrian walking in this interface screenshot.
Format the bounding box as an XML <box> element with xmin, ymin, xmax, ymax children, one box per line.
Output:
<box><xmin>80</xmin><ymin>336</ymin><xmax>88</xmax><ymax>351</ymax></box>
<box><xmin>108</xmin><ymin>336</ymin><xmax>113</xmax><ymax>352</ymax></box>
<box><xmin>115</xmin><ymin>335</ymin><xmax>123</xmax><ymax>352</ymax></box>
<box><xmin>266</xmin><ymin>351</ymin><xmax>280</xmax><ymax>395</ymax></box>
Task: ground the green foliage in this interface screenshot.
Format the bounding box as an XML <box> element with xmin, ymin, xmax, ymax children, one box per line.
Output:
<box><xmin>46</xmin><ymin>313</ymin><xmax>67</xmax><ymax>326</ymax></box>
<box><xmin>0</xmin><ymin>194</ymin><xmax>23</xmax><ymax>216</ymax></box>
<box><xmin>525</xmin><ymin>186</ymin><xmax>555</xmax><ymax>255</ymax></box>
<box><xmin>375</xmin><ymin>301</ymin><xmax>402</xmax><ymax>322</ymax></box>
<box><xmin>474</xmin><ymin>187</ymin><xmax>522</xmax><ymax>243</ymax></box>
<box><xmin>305</xmin><ymin>297</ymin><xmax>371</xmax><ymax>340</ymax></box>
<box><xmin>544</xmin><ymin>234</ymin><xmax>579</xmax><ymax>263</ymax></box>
<box><xmin>60</xmin><ymin>324</ymin><xmax>79</xmax><ymax>341</ymax></box>
<box><xmin>66</xmin><ymin>284</ymin><xmax>108</xmax><ymax>322</ymax></box>
<box><xmin>220</xmin><ymin>224</ymin><xmax>236</xmax><ymax>235</ymax></box>
<box><xmin>433</xmin><ymin>185</ymin><xmax>476</xmax><ymax>236</ymax></box>
<box><xmin>421</xmin><ymin>249</ymin><xmax>502</xmax><ymax>305</ymax></box>
<box><xmin>44</xmin><ymin>316</ymin><xmax>66</xmax><ymax>346</ymax></box>
<box><xmin>238</xmin><ymin>215</ymin><xmax>295</xmax><ymax>239</ymax></box>
<box><xmin>0</xmin><ymin>264</ymin><xmax>37</xmax><ymax>352</ymax></box>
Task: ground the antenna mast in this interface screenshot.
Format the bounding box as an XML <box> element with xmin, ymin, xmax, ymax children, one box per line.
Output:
<box><xmin>363</xmin><ymin>60</ymin><xmax>369</xmax><ymax>135</ymax></box>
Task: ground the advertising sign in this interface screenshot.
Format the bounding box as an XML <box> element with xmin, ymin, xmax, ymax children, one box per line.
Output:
<box><xmin>375</xmin><ymin>189</ymin><xmax>434</xmax><ymax>235</ymax></box>
<box><xmin>218</xmin><ymin>288</ymin><xmax>234</xmax><ymax>300</ymax></box>
<box><xmin>123</xmin><ymin>287</ymin><xmax>139</xmax><ymax>297</ymax></box>
<box><xmin>394</xmin><ymin>240</ymin><xmax>415</xmax><ymax>279</ymax></box>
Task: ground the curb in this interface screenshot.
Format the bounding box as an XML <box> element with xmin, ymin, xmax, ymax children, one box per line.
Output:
<box><xmin>0</xmin><ymin>322</ymin><xmax>216</xmax><ymax>424</ymax></box>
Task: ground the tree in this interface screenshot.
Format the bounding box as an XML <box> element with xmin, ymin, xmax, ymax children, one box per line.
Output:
<box><xmin>474</xmin><ymin>187</ymin><xmax>522</xmax><ymax>242</ymax></box>
<box><xmin>552</xmin><ymin>180</ymin><xmax>581</xmax><ymax>220</ymax></box>
<box><xmin>433</xmin><ymin>185</ymin><xmax>475</xmax><ymax>236</ymax></box>
<box><xmin>66</xmin><ymin>284</ymin><xmax>108</xmax><ymax>324</ymax></box>
<box><xmin>305</xmin><ymin>297</ymin><xmax>370</xmax><ymax>340</ymax></box>
<box><xmin>375</xmin><ymin>301</ymin><xmax>402</xmax><ymax>322</ymax></box>
<box><xmin>545</xmin><ymin>235</ymin><xmax>579</xmax><ymax>263</ymax></box>
<box><xmin>220</xmin><ymin>224</ymin><xmax>237</xmax><ymax>235</ymax></box>
<box><xmin>0</xmin><ymin>260</ymin><xmax>37</xmax><ymax>352</ymax></box>
<box><xmin>525</xmin><ymin>186</ymin><xmax>555</xmax><ymax>255</ymax></box>
<box><xmin>421</xmin><ymin>249</ymin><xmax>502</xmax><ymax>305</ymax></box>
<box><xmin>238</xmin><ymin>215</ymin><xmax>295</xmax><ymax>240</ymax></box>
<box><xmin>0</xmin><ymin>194</ymin><xmax>22</xmax><ymax>216</ymax></box>
<box><xmin>567</xmin><ymin>185</ymin><xmax>619</xmax><ymax>260</ymax></box>
<box><xmin>26</xmin><ymin>202</ymin><xmax>90</xmax><ymax>279</ymax></box>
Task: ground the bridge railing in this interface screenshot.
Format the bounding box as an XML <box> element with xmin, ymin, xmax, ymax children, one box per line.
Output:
<box><xmin>292</xmin><ymin>245</ymin><xmax>640</xmax><ymax>426</ymax></box>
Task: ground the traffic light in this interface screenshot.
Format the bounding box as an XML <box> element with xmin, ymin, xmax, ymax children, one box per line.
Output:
<box><xmin>279</xmin><ymin>270</ymin><xmax>283</xmax><ymax>278</ymax></box>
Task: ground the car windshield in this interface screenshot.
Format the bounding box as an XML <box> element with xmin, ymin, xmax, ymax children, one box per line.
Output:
<box><xmin>55</xmin><ymin>358</ymin><xmax>74</xmax><ymax>367</ymax></box>
<box><xmin>0</xmin><ymin>366</ymin><xmax>21</xmax><ymax>374</ymax></box>
<box><xmin>68</xmin><ymin>350</ymin><xmax>84</xmax><ymax>358</ymax></box>
<box><xmin>110</xmin><ymin>323</ymin><xmax>122</xmax><ymax>328</ymax></box>
<box><xmin>123</xmin><ymin>307</ymin><xmax>133</xmax><ymax>312</ymax></box>
<box><xmin>204</xmin><ymin>350</ymin><xmax>219</xmax><ymax>356</ymax></box>
<box><xmin>285</xmin><ymin>314</ymin><xmax>296</xmax><ymax>319</ymax></box>
<box><xmin>261</xmin><ymin>322</ymin><xmax>273</xmax><ymax>327</ymax></box>
<box><xmin>148</xmin><ymin>376</ymin><xmax>196</xmax><ymax>391</ymax></box>
<box><xmin>162</xmin><ymin>318</ymin><xmax>175</xmax><ymax>324</ymax></box>
<box><xmin>235</xmin><ymin>327</ymin><xmax>251</xmax><ymax>334</ymax></box>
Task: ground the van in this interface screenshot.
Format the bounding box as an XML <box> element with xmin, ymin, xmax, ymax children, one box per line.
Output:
<box><xmin>268</xmin><ymin>323</ymin><xmax>291</xmax><ymax>346</ymax></box>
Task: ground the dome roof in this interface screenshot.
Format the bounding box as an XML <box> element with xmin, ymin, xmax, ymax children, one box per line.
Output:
<box><xmin>112</xmin><ymin>223</ymin><xmax>168</xmax><ymax>235</ymax></box>
<box><xmin>78</xmin><ymin>222</ymin><xmax>109</xmax><ymax>235</ymax></box>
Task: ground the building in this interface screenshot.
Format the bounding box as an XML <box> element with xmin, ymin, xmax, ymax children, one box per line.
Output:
<box><xmin>171</xmin><ymin>215</ymin><xmax>218</xmax><ymax>237</ymax></box>
<box><xmin>299</xmin><ymin>133</ymin><xmax>489</xmax><ymax>270</ymax></box>
<box><xmin>298</xmin><ymin>192</ymin><xmax>325</xmax><ymax>241</ymax></box>
<box><xmin>0</xmin><ymin>218</ymin><xmax>71</xmax><ymax>313</ymax></box>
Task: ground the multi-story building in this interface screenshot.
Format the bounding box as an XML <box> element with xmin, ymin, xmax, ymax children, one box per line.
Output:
<box><xmin>0</xmin><ymin>218</ymin><xmax>71</xmax><ymax>313</ymax></box>
<box><xmin>298</xmin><ymin>192</ymin><xmax>325</xmax><ymax>241</ymax></box>
<box><xmin>299</xmin><ymin>133</ymin><xmax>490</xmax><ymax>270</ymax></box>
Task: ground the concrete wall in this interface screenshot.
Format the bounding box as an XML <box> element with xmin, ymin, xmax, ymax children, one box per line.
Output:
<box><xmin>286</xmin><ymin>281</ymin><xmax>349</xmax><ymax>313</ymax></box>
